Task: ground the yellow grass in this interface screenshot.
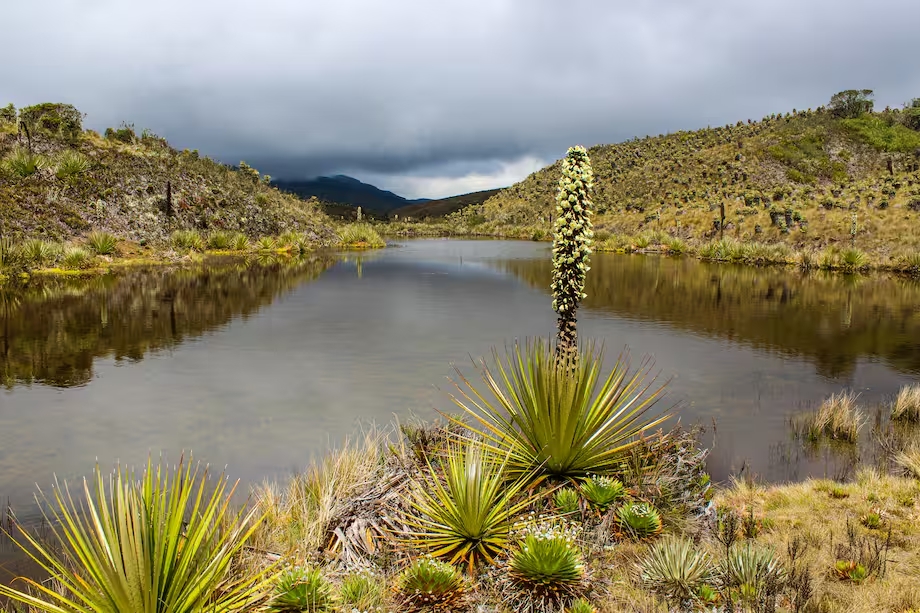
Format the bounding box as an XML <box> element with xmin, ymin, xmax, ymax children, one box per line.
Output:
<box><xmin>892</xmin><ymin>384</ymin><xmax>920</xmax><ymax>423</ymax></box>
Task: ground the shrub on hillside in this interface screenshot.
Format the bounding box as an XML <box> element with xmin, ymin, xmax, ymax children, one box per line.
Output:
<box><xmin>18</xmin><ymin>103</ymin><xmax>83</xmax><ymax>141</ymax></box>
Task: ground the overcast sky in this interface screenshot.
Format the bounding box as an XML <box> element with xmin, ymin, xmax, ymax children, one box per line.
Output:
<box><xmin>2</xmin><ymin>0</ymin><xmax>919</xmax><ymax>199</ymax></box>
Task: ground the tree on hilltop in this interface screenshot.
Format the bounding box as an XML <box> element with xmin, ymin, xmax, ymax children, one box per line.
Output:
<box><xmin>829</xmin><ymin>89</ymin><xmax>874</xmax><ymax>119</ymax></box>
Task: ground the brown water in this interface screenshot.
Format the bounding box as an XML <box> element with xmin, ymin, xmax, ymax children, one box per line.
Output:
<box><xmin>1</xmin><ymin>240</ymin><xmax>919</xmax><ymax>534</ymax></box>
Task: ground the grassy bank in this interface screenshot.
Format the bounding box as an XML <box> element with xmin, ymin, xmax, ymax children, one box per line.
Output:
<box><xmin>0</xmin><ymin>223</ymin><xmax>386</xmax><ymax>282</ymax></box>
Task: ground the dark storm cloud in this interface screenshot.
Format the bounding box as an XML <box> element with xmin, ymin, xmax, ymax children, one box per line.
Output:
<box><xmin>2</xmin><ymin>0</ymin><xmax>918</xmax><ymax>197</ymax></box>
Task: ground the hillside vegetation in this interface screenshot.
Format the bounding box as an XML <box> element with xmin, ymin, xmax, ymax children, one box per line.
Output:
<box><xmin>390</xmin><ymin>187</ymin><xmax>502</xmax><ymax>219</ymax></box>
<box><xmin>441</xmin><ymin>92</ymin><xmax>920</xmax><ymax>267</ymax></box>
<box><xmin>0</xmin><ymin>103</ymin><xmax>335</xmax><ymax>247</ymax></box>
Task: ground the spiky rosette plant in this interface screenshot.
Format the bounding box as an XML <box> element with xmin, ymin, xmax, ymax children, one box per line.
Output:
<box><xmin>268</xmin><ymin>567</ymin><xmax>333</xmax><ymax>612</ymax></box>
<box><xmin>580</xmin><ymin>475</ymin><xmax>626</xmax><ymax>513</ymax></box>
<box><xmin>501</xmin><ymin>525</ymin><xmax>588</xmax><ymax>613</ymax></box>
<box><xmin>395</xmin><ymin>557</ymin><xmax>466</xmax><ymax>612</ymax></box>
<box><xmin>615</xmin><ymin>502</ymin><xmax>663</xmax><ymax>540</ymax></box>
<box><xmin>639</xmin><ymin>536</ymin><xmax>716</xmax><ymax>610</ymax></box>
<box><xmin>552</xmin><ymin>145</ymin><xmax>594</xmax><ymax>362</ymax></box>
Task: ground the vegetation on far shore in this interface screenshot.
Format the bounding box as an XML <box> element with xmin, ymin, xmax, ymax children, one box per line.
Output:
<box><xmin>0</xmin><ymin>102</ymin><xmax>386</xmax><ymax>283</ymax></box>
<box><xmin>2</xmin><ymin>144</ymin><xmax>920</xmax><ymax>613</ymax></box>
<box><xmin>378</xmin><ymin>90</ymin><xmax>920</xmax><ymax>275</ymax></box>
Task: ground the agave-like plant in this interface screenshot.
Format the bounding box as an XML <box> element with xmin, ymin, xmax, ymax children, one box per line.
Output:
<box><xmin>722</xmin><ymin>543</ymin><xmax>786</xmax><ymax>607</ymax></box>
<box><xmin>450</xmin><ymin>338</ymin><xmax>668</xmax><ymax>481</ymax></box>
<box><xmin>231</xmin><ymin>232</ymin><xmax>250</xmax><ymax>251</ymax></box>
<box><xmin>615</xmin><ymin>502</ymin><xmax>663</xmax><ymax>540</ymax></box>
<box><xmin>339</xmin><ymin>570</ymin><xmax>386</xmax><ymax>611</ymax></box>
<box><xmin>0</xmin><ymin>456</ymin><xmax>275</xmax><ymax>613</ymax></box>
<box><xmin>580</xmin><ymin>475</ymin><xmax>626</xmax><ymax>513</ymax></box>
<box><xmin>2</xmin><ymin>147</ymin><xmax>49</xmax><ymax>177</ymax></box>
<box><xmin>20</xmin><ymin>239</ymin><xmax>60</xmax><ymax>267</ymax></box>
<box><xmin>268</xmin><ymin>567</ymin><xmax>333</xmax><ymax>612</ymax></box>
<box><xmin>400</xmin><ymin>439</ymin><xmax>536</xmax><ymax>570</ymax></box>
<box><xmin>207</xmin><ymin>230</ymin><xmax>234</xmax><ymax>250</ymax></box>
<box><xmin>86</xmin><ymin>230</ymin><xmax>118</xmax><ymax>255</ymax></box>
<box><xmin>554</xmin><ymin>487</ymin><xmax>581</xmax><ymax>516</ymax></box>
<box><xmin>172</xmin><ymin>229</ymin><xmax>205</xmax><ymax>252</ymax></box>
<box><xmin>55</xmin><ymin>149</ymin><xmax>92</xmax><ymax>179</ymax></box>
<box><xmin>395</xmin><ymin>557</ymin><xmax>466</xmax><ymax>612</ymax></box>
<box><xmin>508</xmin><ymin>532</ymin><xmax>585</xmax><ymax>593</ymax></box>
<box><xmin>639</xmin><ymin>536</ymin><xmax>715</xmax><ymax>608</ymax></box>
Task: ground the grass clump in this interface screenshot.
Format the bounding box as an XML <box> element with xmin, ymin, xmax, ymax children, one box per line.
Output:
<box><xmin>268</xmin><ymin>567</ymin><xmax>333</xmax><ymax>612</ymax></box>
<box><xmin>86</xmin><ymin>230</ymin><xmax>118</xmax><ymax>255</ymax></box>
<box><xmin>256</xmin><ymin>236</ymin><xmax>278</xmax><ymax>251</ymax></box>
<box><xmin>896</xmin><ymin>445</ymin><xmax>920</xmax><ymax>479</ymax></box>
<box><xmin>338</xmin><ymin>571</ymin><xmax>386</xmax><ymax>611</ymax></box>
<box><xmin>60</xmin><ymin>245</ymin><xmax>93</xmax><ymax>270</ymax></box>
<box><xmin>171</xmin><ymin>229</ymin><xmax>205</xmax><ymax>252</ymax></box>
<box><xmin>20</xmin><ymin>239</ymin><xmax>61</xmax><ymax>267</ymax></box>
<box><xmin>2</xmin><ymin>147</ymin><xmax>49</xmax><ymax>177</ymax></box>
<box><xmin>206</xmin><ymin>230</ymin><xmax>235</xmax><ymax>250</ymax></box>
<box><xmin>795</xmin><ymin>390</ymin><xmax>865</xmax><ymax>443</ymax></box>
<box><xmin>338</xmin><ymin>223</ymin><xmax>386</xmax><ymax>248</ymax></box>
<box><xmin>55</xmin><ymin>149</ymin><xmax>91</xmax><ymax>179</ymax></box>
<box><xmin>231</xmin><ymin>232</ymin><xmax>250</xmax><ymax>251</ymax></box>
<box><xmin>0</xmin><ymin>237</ymin><xmax>23</xmax><ymax>270</ymax></box>
<box><xmin>0</xmin><ymin>456</ymin><xmax>274</xmax><ymax>613</ymax></box>
<box><xmin>395</xmin><ymin>557</ymin><xmax>465</xmax><ymax>612</ymax></box>
<box><xmin>891</xmin><ymin>384</ymin><xmax>920</xmax><ymax>423</ymax></box>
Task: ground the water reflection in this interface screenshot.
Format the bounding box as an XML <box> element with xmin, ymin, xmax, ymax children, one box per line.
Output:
<box><xmin>0</xmin><ymin>255</ymin><xmax>335</xmax><ymax>388</ymax></box>
<box><xmin>491</xmin><ymin>254</ymin><xmax>920</xmax><ymax>378</ymax></box>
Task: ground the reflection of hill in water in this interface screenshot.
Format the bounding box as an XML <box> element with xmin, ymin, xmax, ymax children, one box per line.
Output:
<box><xmin>0</xmin><ymin>256</ymin><xmax>335</xmax><ymax>388</ymax></box>
<box><xmin>494</xmin><ymin>254</ymin><xmax>920</xmax><ymax>378</ymax></box>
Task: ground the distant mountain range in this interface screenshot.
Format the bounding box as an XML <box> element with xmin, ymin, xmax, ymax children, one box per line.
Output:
<box><xmin>273</xmin><ymin>175</ymin><xmax>430</xmax><ymax>212</ymax></box>
<box><xmin>273</xmin><ymin>174</ymin><xmax>504</xmax><ymax>219</ymax></box>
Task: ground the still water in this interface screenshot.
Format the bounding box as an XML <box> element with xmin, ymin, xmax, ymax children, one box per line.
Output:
<box><xmin>1</xmin><ymin>239</ymin><xmax>919</xmax><ymax>519</ymax></box>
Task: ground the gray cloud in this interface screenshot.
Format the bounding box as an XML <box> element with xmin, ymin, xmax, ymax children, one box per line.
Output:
<box><xmin>2</xmin><ymin>0</ymin><xmax>918</xmax><ymax>197</ymax></box>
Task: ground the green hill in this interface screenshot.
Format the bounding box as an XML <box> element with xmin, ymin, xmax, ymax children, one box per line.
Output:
<box><xmin>389</xmin><ymin>188</ymin><xmax>502</xmax><ymax>220</ymax></box>
<box><xmin>0</xmin><ymin>103</ymin><xmax>335</xmax><ymax>247</ymax></box>
<box><xmin>448</xmin><ymin>92</ymin><xmax>920</xmax><ymax>266</ymax></box>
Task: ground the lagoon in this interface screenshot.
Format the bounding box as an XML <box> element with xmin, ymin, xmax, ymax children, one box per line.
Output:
<box><xmin>1</xmin><ymin>238</ymin><xmax>918</xmax><ymax>529</ymax></box>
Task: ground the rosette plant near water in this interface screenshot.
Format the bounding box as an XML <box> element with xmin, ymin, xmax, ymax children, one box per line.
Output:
<box><xmin>449</xmin><ymin>146</ymin><xmax>669</xmax><ymax>482</ymax></box>
<box><xmin>0</xmin><ymin>455</ymin><xmax>275</xmax><ymax>613</ymax></box>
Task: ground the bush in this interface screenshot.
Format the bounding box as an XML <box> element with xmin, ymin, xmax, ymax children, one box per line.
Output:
<box><xmin>104</xmin><ymin>122</ymin><xmax>137</xmax><ymax>143</ymax></box>
<box><xmin>842</xmin><ymin>115</ymin><xmax>920</xmax><ymax>152</ymax></box>
<box><xmin>829</xmin><ymin>89</ymin><xmax>874</xmax><ymax>119</ymax></box>
<box><xmin>171</xmin><ymin>229</ymin><xmax>205</xmax><ymax>252</ymax></box>
<box><xmin>268</xmin><ymin>567</ymin><xmax>333</xmax><ymax>612</ymax></box>
<box><xmin>18</xmin><ymin>102</ymin><xmax>83</xmax><ymax>140</ymax></box>
<box><xmin>3</xmin><ymin>147</ymin><xmax>50</xmax><ymax>177</ymax></box>
<box><xmin>395</xmin><ymin>558</ymin><xmax>465</xmax><ymax>612</ymax></box>
<box><xmin>55</xmin><ymin>149</ymin><xmax>91</xmax><ymax>179</ymax></box>
<box><xmin>86</xmin><ymin>230</ymin><xmax>118</xmax><ymax>255</ymax></box>
<box><xmin>0</xmin><ymin>457</ymin><xmax>273</xmax><ymax>613</ymax></box>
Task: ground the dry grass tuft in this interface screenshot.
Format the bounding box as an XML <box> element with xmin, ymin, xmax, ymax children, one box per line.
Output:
<box><xmin>891</xmin><ymin>384</ymin><xmax>920</xmax><ymax>423</ymax></box>
<box><xmin>795</xmin><ymin>391</ymin><xmax>866</xmax><ymax>443</ymax></box>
